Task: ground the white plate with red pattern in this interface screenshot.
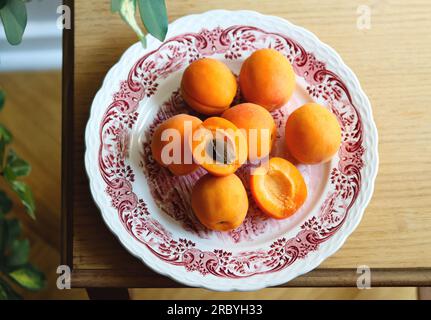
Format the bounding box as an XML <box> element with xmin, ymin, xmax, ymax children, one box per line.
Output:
<box><xmin>85</xmin><ymin>10</ymin><xmax>378</xmax><ymax>291</ymax></box>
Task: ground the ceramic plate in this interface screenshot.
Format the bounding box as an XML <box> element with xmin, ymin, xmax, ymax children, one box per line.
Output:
<box><xmin>85</xmin><ymin>10</ymin><xmax>378</xmax><ymax>291</ymax></box>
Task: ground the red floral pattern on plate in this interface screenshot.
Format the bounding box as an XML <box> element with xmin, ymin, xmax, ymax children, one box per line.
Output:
<box><xmin>98</xmin><ymin>26</ymin><xmax>364</xmax><ymax>278</ymax></box>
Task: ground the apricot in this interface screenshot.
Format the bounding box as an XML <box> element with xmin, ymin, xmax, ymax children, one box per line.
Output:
<box><xmin>239</xmin><ymin>48</ymin><xmax>296</xmax><ymax>111</ymax></box>
<box><xmin>250</xmin><ymin>157</ymin><xmax>307</xmax><ymax>219</ymax></box>
<box><xmin>285</xmin><ymin>103</ymin><xmax>341</xmax><ymax>164</ymax></box>
<box><xmin>191</xmin><ymin>173</ymin><xmax>248</xmax><ymax>231</ymax></box>
<box><xmin>181</xmin><ymin>58</ymin><xmax>237</xmax><ymax>115</ymax></box>
<box><xmin>192</xmin><ymin>117</ymin><xmax>247</xmax><ymax>176</ymax></box>
<box><xmin>222</xmin><ymin>103</ymin><xmax>276</xmax><ymax>162</ymax></box>
<box><xmin>151</xmin><ymin>114</ymin><xmax>202</xmax><ymax>176</ymax></box>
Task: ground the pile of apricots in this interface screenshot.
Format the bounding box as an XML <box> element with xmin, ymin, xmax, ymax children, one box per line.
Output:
<box><xmin>151</xmin><ymin>48</ymin><xmax>342</xmax><ymax>231</ymax></box>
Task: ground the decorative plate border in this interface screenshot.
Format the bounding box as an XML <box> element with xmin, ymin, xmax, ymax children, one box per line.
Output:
<box><xmin>85</xmin><ymin>10</ymin><xmax>378</xmax><ymax>291</ymax></box>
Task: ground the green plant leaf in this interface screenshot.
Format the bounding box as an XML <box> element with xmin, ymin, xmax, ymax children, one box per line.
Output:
<box><xmin>112</xmin><ymin>0</ymin><xmax>146</xmax><ymax>47</ymax></box>
<box><xmin>0</xmin><ymin>219</ymin><xmax>5</xmax><ymax>255</ymax></box>
<box><xmin>0</xmin><ymin>141</ymin><xmax>4</xmax><ymax>170</ymax></box>
<box><xmin>0</xmin><ymin>279</ymin><xmax>7</xmax><ymax>300</ymax></box>
<box><xmin>0</xmin><ymin>124</ymin><xmax>12</xmax><ymax>144</ymax></box>
<box><xmin>3</xmin><ymin>165</ymin><xmax>14</xmax><ymax>182</ymax></box>
<box><xmin>137</xmin><ymin>0</ymin><xmax>168</xmax><ymax>42</ymax></box>
<box><xmin>0</xmin><ymin>140</ymin><xmax>4</xmax><ymax>170</ymax></box>
<box><xmin>0</xmin><ymin>190</ymin><xmax>12</xmax><ymax>217</ymax></box>
<box><xmin>0</xmin><ymin>125</ymin><xmax>12</xmax><ymax>170</ymax></box>
<box><xmin>9</xmin><ymin>181</ymin><xmax>35</xmax><ymax>219</ymax></box>
<box><xmin>8</xmin><ymin>264</ymin><xmax>45</xmax><ymax>291</ymax></box>
<box><xmin>1</xmin><ymin>150</ymin><xmax>35</xmax><ymax>218</ymax></box>
<box><xmin>5</xmin><ymin>218</ymin><xmax>21</xmax><ymax>249</ymax></box>
<box><xmin>5</xmin><ymin>149</ymin><xmax>30</xmax><ymax>177</ymax></box>
<box><xmin>0</xmin><ymin>218</ymin><xmax>20</xmax><ymax>262</ymax></box>
<box><xmin>0</xmin><ymin>0</ymin><xmax>28</xmax><ymax>46</ymax></box>
<box><xmin>0</xmin><ymin>0</ymin><xmax>7</xmax><ymax>10</ymax></box>
<box><xmin>0</xmin><ymin>90</ymin><xmax>5</xmax><ymax>110</ymax></box>
<box><xmin>0</xmin><ymin>278</ymin><xmax>22</xmax><ymax>300</ymax></box>
<box><xmin>6</xmin><ymin>239</ymin><xmax>29</xmax><ymax>267</ymax></box>
<box><xmin>111</xmin><ymin>0</ymin><xmax>122</xmax><ymax>12</ymax></box>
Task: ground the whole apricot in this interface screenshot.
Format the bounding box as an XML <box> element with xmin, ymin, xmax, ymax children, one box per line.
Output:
<box><xmin>239</xmin><ymin>48</ymin><xmax>296</xmax><ymax>111</ymax></box>
<box><xmin>181</xmin><ymin>58</ymin><xmax>237</xmax><ymax>115</ymax></box>
<box><xmin>191</xmin><ymin>173</ymin><xmax>248</xmax><ymax>231</ymax></box>
<box><xmin>285</xmin><ymin>103</ymin><xmax>341</xmax><ymax>164</ymax></box>
<box><xmin>151</xmin><ymin>114</ymin><xmax>202</xmax><ymax>175</ymax></box>
<box><xmin>222</xmin><ymin>103</ymin><xmax>276</xmax><ymax>162</ymax></box>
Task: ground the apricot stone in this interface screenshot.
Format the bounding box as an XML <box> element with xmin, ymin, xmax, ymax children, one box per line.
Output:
<box><xmin>222</xmin><ymin>103</ymin><xmax>276</xmax><ymax>162</ymax></box>
<box><xmin>191</xmin><ymin>173</ymin><xmax>248</xmax><ymax>231</ymax></box>
<box><xmin>285</xmin><ymin>103</ymin><xmax>342</xmax><ymax>164</ymax></box>
<box><xmin>181</xmin><ymin>58</ymin><xmax>237</xmax><ymax>115</ymax></box>
<box><xmin>239</xmin><ymin>48</ymin><xmax>296</xmax><ymax>111</ymax></box>
<box><xmin>192</xmin><ymin>117</ymin><xmax>248</xmax><ymax>176</ymax></box>
<box><xmin>151</xmin><ymin>114</ymin><xmax>202</xmax><ymax>176</ymax></box>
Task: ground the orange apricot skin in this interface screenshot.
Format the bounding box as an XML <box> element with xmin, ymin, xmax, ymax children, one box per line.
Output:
<box><xmin>150</xmin><ymin>114</ymin><xmax>202</xmax><ymax>176</ymax></box>
<box><xmin>250</xmin><ymin>157</ymin><xmax>307</xmax><ymax>219</ymax></box>
<box><xmin>239</xmin><ymin>49</ymin><xmax>296</xmax><ymax>111</ymax></box>
<box><xmin>222</xmin><ymin>103</ymin><xmax>276</xmax><ymax>161</ymax></box>
<box><xmin>285</xmin><ymin>103</ymin><xmax>342</xmax><ymax>164</ymax></box>
<box><xmin>192</xmin><ymin>117</ymin><xmax>248</xmax><ymax>176</ymax></box>
<box><xmin>191</xmin><ymin>174</ymin><xmax>248</xmax><ymax>231</ymax></box>
<box><xmin>181</xmin><ymin>58</ymin><xmax>237</xmax><ymax>115</ymax></box>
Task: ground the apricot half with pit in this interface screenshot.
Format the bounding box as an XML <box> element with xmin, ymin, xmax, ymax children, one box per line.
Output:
<box><xmin>285</xmin><ymin>103</ymin><xmax>341</xmax><ymax>164</ymax></box>
<box><xmin>250</xmin><ymin>157</ymin><xmax>307</xmax><ymax>219</ymax></box>
<box><xmin>181</xmin><ymin>58</ymin><xmax>237</xmax><ymax>115</ymax></box>
<box><xmin>192</xmin><ymin>117</ymin><xmax>247</xmax><ymax>176</ymax></box>
<box><xmin>239</xmin><ymin>48</ymin><xmax>296</xmax><ymax>111</ymax></box>
<box><xmin>191</xmin><ymin>173</ymin><xmax>248</xmax><ymax>231</ymax></box>
<box><xmin>222</xmin><ymin>103</ymin><xmax>276</xmax><ymax>162</ymax></box>
<box><xmin>151</xmin><ymin>113</ymin><xmax>202</xmax><ymax>176</ymax></box>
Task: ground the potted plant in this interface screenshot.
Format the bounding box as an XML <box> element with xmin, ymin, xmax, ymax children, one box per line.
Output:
<box><xmin>0</xmin><ymin>0</ymin><xmax>44</xmax><ymax>300</ymax></box>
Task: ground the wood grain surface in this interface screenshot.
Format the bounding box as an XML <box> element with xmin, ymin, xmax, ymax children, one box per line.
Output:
<box><xmin>69</xmin><ymin>0</ymin><xmax>431</xmax><ymax>288</ymax></box>
<box><xmin>0</xmin><ymin>72</ymin><xmax>87</xmax><ymax>299</ymax></box>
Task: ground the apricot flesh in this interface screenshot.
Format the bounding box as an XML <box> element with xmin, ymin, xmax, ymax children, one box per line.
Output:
<box><xmin>192</xmin><ymin>117</ymin><xmax>247</xmax><ymax>176</ymax></box>
<box><xmin>285</xmin><ymin>103</ymin><xmax>341</xmax><ymax>164</ymax></box>
<box><xmin>181</xmin><ymin>58</ymin><xmax>237</xmax><ymax>115</ymax></box>
<box><xmin>222</xmin><ymin>103</ymin><xmax>276</xmax><ymax>162</ymax></box>
<box><xmin>191</xmin><ymin>173</ymin><xmax>248</xmax><ymax>231</ymax></box>
<box><xmin>250</xmin><ymin>157</ymin><xmax>307</xmax><ymax>219</ymax></box>
<box><xmin>151</xmin><ymin>114</ymin><xmax>202</xmax><ymax>176</ymax></box>
<box><xmin>239</xmin><ymin>49</ymin><xmax>295</xmax><ymax>111</ymax></box>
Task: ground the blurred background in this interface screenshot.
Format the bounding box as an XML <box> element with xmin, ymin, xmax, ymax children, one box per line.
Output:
<box><xmin>0</xmin><ymin>0</ymin><xmax>423</xmax><ymax>299</ymax></box>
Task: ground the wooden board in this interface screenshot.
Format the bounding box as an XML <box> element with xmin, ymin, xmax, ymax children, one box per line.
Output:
<box><xmin>65</xmin><ymin>0</ymin><xmax>431</xmax><ymax>288</ymax></box>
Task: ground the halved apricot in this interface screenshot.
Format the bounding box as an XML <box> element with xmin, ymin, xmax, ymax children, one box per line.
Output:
<box><xmin>250</xmin><ymin>157</ymin><xmax>307</xmax><ymax>219</ymax></box>
<box><xmin>192</xmin><ymin>117</ymin><xmax>247</xmax><ymax>176</ymax></box>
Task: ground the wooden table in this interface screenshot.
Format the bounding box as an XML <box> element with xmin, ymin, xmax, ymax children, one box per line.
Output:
<box><xmin>63</xmin><ymin>0</ymin><xmax>431</xmax><ymax>295</ymax></box>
